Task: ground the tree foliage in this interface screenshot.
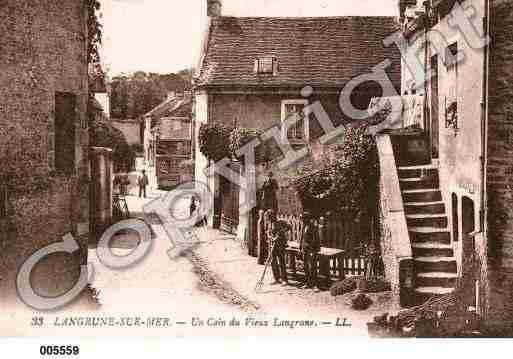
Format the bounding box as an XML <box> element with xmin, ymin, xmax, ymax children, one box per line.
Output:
<box><xmin>87</xmin><ymin>0</ymin><xmax>102</xmax><ymax>65</ymax></box>
<box><xmin>109</xmin><ymin>72</ymin><xmax>191</xmax><ymax>120</ymax></box>
<box><xmin>198</xmin><ymin>123</ymin><xmax>232</xmax><ymax>162</ymax></box>
<box><xmin>294</xmin><ymin>127</ymin><xmax>379</xmax><ymax>219</ymax></box>
<box><xmin>89</xmin><ymin>120</ymin><xmax>135</xmax><ymax>172</ymax></box>
<box><xmin>229</xmin><ymin>127</ymin><xmax>281</xmax><ymax>164</ymax></box>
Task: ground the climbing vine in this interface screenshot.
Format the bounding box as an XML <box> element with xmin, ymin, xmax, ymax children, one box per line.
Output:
<box><xmin>229</xmin><ymin>128</ymin><xmax>260</xmax><ymax>161</ymax></box>
<box><xmin>86</xmin><ymin>0</ymin><xmax>102</xmax><ymax>65</ymax></box>
<box><xmin>294</xmin><ymin>126</ymin><xmax>379</xmax><ymax>220</ymax></box>
<box><xmin>198</xmin><ymin>123</ymin><xmax>232</xmax><ymax>162</ymax></box>
<box><xmin>229</xmin><ymin>127</ymin><xmax>280</xmax><ymax>164</ymax></box>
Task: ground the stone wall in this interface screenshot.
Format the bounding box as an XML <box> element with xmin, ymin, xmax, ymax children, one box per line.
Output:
<box><xmin>0</xmin><ymin>0</ymin><xmax>89</xmax><ymax>301</ymax></box>
<box><xmin>209</xmin><ymin>91</ymin><xmax>381</xmax><ymax>134</ymax></box>
<box><xmin>402</xmin><ymin>0</ymin><xmax>486</xmax><ymax>282</ymax></box>
<box><xmin>376</xmin><ymin>135</ymin><xmax>414</xmax><ymax>307</ymax></box>
<box><xmin>484</xmin><ymin>0</ymin><xmax>513</xmax><ymax>329</ymax></box>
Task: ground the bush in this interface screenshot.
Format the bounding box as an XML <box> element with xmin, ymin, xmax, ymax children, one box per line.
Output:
<box><xmin>294</xmin><ymin>126</ymin><xmax>379</xmax><ymax>220</ymax></box>
<box><xmin>89</xmin><ymin>120</ymin><xmax>135</xmax><ymax>172</ymax></box>
<box><xmin>229</xmin><ymin>127</ymin><xmax>280</xmax><ymax>164</ymax></box>
<box><xmin>350</xmin><ymin>293</ymin><xmax>373</xmax><ymax>310</ymax></box>
<box><xmin>198</xmin><ymin>123</ymin><xmax>232</xmax><ymax>162</ymax></box>
<box><xmin>330</xmin><ymin>277</ymin><xmax>359</xmax><ymax>296</ymax></box>
<box><xmin>229</xmin><ymin>128</ymin><xmax>260</xmax><ymax>161</ymax></box>
<box><xmin>357</xmin><ymin>277</ymin><xmax>391</xmax><ymax>293</ymax></box>
<box><xmin>130</xmin><ymin>143</ymin><xmax>144</xmax><ymax>154</ymax></box>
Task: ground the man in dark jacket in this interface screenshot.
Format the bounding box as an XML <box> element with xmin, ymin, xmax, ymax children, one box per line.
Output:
<box><xmin>267</xmin><ymin>210</ymin><xmax>290</xmax><ymax>286</ymax></box>
<box><xmin>300</xmin><ymin>212</ymin><xmax>320</xmax><ymax>289</ymax></box>
<box><xmin>261</xmin><ymin>171</ymin><xmax>278</xmax><ymax>213</ymax></box>
<box><xmin>138</xmin><ymin>170</ymin><xmax>149</xmax><ymax>198</ymax></box>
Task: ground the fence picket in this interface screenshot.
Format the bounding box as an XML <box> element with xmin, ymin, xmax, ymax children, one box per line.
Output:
<box><xmin>276</xmin><ymin>212</ymin><xmax>372</xmax><ymax>278</ymax></box>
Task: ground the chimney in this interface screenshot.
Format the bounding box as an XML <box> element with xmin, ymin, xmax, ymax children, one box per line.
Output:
<box><xmin>207</xmin><ymin>0</ymin><xmax>222</xmax><ymax>17</ymax></box>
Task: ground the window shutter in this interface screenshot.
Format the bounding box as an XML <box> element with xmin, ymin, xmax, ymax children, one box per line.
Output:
<box><xmin>254</xmin><ymin>60</ymin><xmax>259</xmax><ymax>73</ymax></box>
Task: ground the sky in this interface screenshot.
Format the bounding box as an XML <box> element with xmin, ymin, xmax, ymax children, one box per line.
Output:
<box><xmin>100</xmin><ymin>0</ymin><xmax>398</xmax><ymax>76</ymax></box>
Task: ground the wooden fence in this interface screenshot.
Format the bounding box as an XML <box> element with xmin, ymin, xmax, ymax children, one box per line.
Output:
<box><xmin>254</xmin><ymin>211</ymin><xmax>376</xmax><ymax>277</ymax></box>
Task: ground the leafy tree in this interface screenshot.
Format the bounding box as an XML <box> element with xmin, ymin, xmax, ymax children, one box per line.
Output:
<box><xmin>108</xmin><ymin>71</ymin><xmax>191</xmax><ymax>120</ymax></box>
<box><xmin>89</xmin><ymin>120</ymin><xmax>135</xmax><ymax>172</ymax></box>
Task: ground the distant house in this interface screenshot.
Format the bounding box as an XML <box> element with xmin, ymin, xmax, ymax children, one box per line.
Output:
<box><xmin>0</xmin><ymin>1</ymin><xmax>90</xmax><ymax>300</ymax></box>
<box><xmin>194</xmin><ymin>0</ymin><xmax>401</xmax><ymax>233</ymax></box>
<box><xmin>110</xmin><ymin>118</ymin><xmax>143</xmax><ymax>147</ymax></box>
<box><xmin>143</xmin><ymin>92</ymin><xmax>193</xmax><ymax>189</ymax></box>
<box><xmin>90</xmin><ymin>70</ymin><xmax>111</xmax><ymax>119</ymax></box>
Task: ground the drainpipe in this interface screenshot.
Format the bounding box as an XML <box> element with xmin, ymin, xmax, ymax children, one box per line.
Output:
<box><xmin>481</xmin><ymin>0</ymin><xmax>490</xmax><ymax>235</ymax></box>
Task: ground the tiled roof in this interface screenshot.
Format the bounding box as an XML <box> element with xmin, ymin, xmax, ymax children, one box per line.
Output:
<box><xmin>144</xmin><ymin>95</ymin><xmax>192</xmax><ymax>125</ymax></box>
<box><xmin>197</xmin><ymin>16</ymin><xmax>401</xmax><ymax>88</ymax></box>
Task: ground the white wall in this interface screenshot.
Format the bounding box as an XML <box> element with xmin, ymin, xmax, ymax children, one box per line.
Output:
<box><xmin>95</xmin><ymin>92</ymin><xmax>110</xmax><ymax>118</ymax></box>
<box><xmin>194</xmin><ymin>91</ymin><xmax>214</xmax><ymax>226</ymax></box>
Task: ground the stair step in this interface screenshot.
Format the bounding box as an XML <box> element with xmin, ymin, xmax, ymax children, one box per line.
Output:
<box><xmin>402</xmin><ymin>189</ymin><xmax>442</xmax><ymax>203</ymax></box>
<box><xmin>409</xmin><ymin>226</ymin><xmax>451</xmax><ymax>233</ymax></box>
<box><xmin>399</xmin><ymin>167</ymin><xmax>438</xmax><ymax>180</ymax></box>
<box><xmin>417</xmin><ymin>272</ymin><xmax>459</xmax><ymax>278</ymax></box>
<box><xmin>409</xmin><ymin>228</ymin><xmax>451</xmax><ymax>245</ymax></box>
<box><xmin>404</xmin><ymin>201</ymin><xmax>446</xmax><ymax>215</ymax></box>
<box><xmin>398</xmin><ymin>164</ymin><xmax>438</xmax><ymax>170</ymax></box>
<box><xmin>412</xmin><ymin>242</ymin><xmax>453</xmax><ymax>249</ymax></box>
<box><xmin>415</xmin><ymin>256</ymin><xmax>456</xmax><ymax>262</ymax></box>
<box><xmin>415</xmin><ymin>257</ymin><xmax>458</xmax><ymax>272</ymax></box>
<box><xmin>402</xmin><ymin>189</ymin><xmax>441</xmax><ymax>193</ymax></box>
<box><xmin>416</xmin><ymin>273</ymin><xmax>458</xmax><ymax>288</ymax></box>
<box><xmin>415</xmin><ymin>286</ymin><xmax>455</xmax><ymax>295</ymax></box>
<box><xmin>406</xmin><ymin>214</ymin><xmax>448</xmax><ymax>228</ymax></box>
<box><xmin>412</xmin><ymin>245</ymin><xmax>454</xmax><ymax>257</ymax></box>
<box><xmin>399</xmin><ymin>177</ymin><xmax>440</xmax><ymax>190</ymax></box>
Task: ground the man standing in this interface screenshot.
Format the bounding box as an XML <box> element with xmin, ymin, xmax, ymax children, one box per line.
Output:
<box><xmin>261</xmin><ymin>171</ymin><xmax>279</xmax><ymax>213</ymax></box>
<box><xmin>138</xmin><ymin>170</ymin><xmax>149</xmax><ymax>198</ymax></box>
<box><xmin>267</xmin><ymin>210</ymin><xmax>290</xmax><ymax>286</ymax></box>
<box><xmin>300</xmin><ymin>212</ymin><xmax>320</xmax><ymax>290</ymax></box>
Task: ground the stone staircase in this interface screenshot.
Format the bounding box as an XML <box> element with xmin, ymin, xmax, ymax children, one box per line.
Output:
<box><xmin>398</xmin><ymin>164</ymin><xmax>458</xmax><ymax>304</ymax></box>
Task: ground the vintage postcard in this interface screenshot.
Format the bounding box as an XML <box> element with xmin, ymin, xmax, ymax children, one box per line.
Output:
<box><xmin>1</xmin><ymin>0</ymin><xmax>513</xmax><ymax>352</ymax></box>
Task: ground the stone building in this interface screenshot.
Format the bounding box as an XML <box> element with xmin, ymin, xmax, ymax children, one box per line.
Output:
<box><xmin>193</xmin><ymin>0</ymin><xmax>401</xmax><ymax>234</ymax></box>
<box><xmin>143</xmin><ymin>93</ymin><xmax>193</xmax><ymax>189</ymax></box>
<box><xmin>0</xmin><ymin>1</ymin><xmax>90</xmax><ymax>302</ymax></box>
<box><xmin>389</xmin><ymin>0</ymin><xmax>513</xmax><ymax>330</ymax></box>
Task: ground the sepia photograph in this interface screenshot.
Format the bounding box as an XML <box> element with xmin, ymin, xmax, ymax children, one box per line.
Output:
<box><xmin>1</xmin><ymin>0</ymin><xmax>513</xmax><ymax>353</ymax></box>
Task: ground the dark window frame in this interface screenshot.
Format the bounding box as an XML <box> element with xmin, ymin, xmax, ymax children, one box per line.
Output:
<box><xmin>54</xmin><ymin>92</ymin><xmax>77</xmax><ymax>175</ymax></box>
<box><xmin>256</xmin><ymin>56</ymin><xmax>277</xmax><ymax>74</ymax></box>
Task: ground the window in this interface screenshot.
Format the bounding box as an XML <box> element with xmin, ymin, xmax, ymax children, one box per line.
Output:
<box><xmin>54</xmin><ymin>92</ymin><xmax>76</xmax><ymax>174</ymax></box>
<box><xmin>255</xmin><ymin>56</ymin><xmax>277</xmax><ymax>74</ymax></box>
<box><xmin>445</xmin><ymin>42</ymin><xmax>458</xmax><ymax>129</ymax></box>
<box><xmin>281</xmin><ymin>100</ymin><xmax>308</xmax><ymax>143</ymax></box>
<box><xmin>445</xmin><ymin>42</ymin><xmax>458</xmax><ymax>69</ymax></box>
